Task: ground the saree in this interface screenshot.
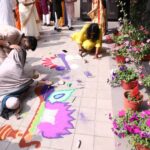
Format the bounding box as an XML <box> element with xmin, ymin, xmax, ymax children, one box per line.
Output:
<box><xmin>19</xmin><ymin>0</ymin><xmax>40</xmax><ymax>38</ymax></box>
<box><xmin>15</xmin><ymin>4</ymin><xmax>21</xmax><ymax>30</ymax></box>
<box><xmin>0</xmin><ymin>0</ymin><xmax>16</xmax><ymax>26</ymax></box>
<box><xmin>88</xmin><ymin>0</ymin><xmax>106</xmax><ymax>35</ymax></box>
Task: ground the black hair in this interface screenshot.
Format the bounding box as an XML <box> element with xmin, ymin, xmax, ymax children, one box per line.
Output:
<box><xmin>86</xmin><ymin>23</ymin><xmax>100</xmax><ymax>41</ymax></box>
<box><xmin>26</xmin><ymin>36</ymin><xmax>37</xmax><ymax>51</ymax></box>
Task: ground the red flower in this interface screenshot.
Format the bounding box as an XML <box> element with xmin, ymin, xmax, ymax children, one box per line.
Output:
<box><xmin>140</xmin><ymin>74</ymin><xmax>145</xmax><ymax>79</ymax></box>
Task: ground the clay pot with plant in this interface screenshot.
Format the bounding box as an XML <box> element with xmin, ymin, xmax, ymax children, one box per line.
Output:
<box><xmin>124</xmin><ymin>86</ymin><xmax>143</xmax><ymax>111</ymax></box>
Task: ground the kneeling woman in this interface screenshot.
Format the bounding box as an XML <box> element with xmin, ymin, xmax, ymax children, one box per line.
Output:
<box><xmin>71</xmin><ymin>23</ymin><xmax>102</xmax><ymax>58</ymax></box>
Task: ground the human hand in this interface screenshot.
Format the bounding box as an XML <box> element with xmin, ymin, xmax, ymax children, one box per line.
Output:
<box><xmin>32</xmin><ymin>73</ymin><xmax>40</xmax><ymax>79</ymax></box>
<box><xmin>37</xmin><ymin>80</ymin><xmax>54</xmax><ymax>86</ymax></box>
<box><xmin>9</xmin><ymin>44</ymin><xmax>21</xmax><ymax>51</ymax></box>
<box><xmin>0</xmin><ymin>41</ymin><xmax>10</xmax><ymax>48</ymax></box>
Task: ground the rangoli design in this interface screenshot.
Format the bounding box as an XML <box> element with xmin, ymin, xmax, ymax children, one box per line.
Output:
<box><xmin>0</xmin><ymin>125</ymin><xmax>23</xmax><ymax>140</ymax></box>
<box><xmin>42</xmin><ymin>56</ymin><xmax>65</xmax><ymax>71</ymax></box>
<box><xmin>38</xmin><ymin>102</ymin><xmax>75</xmax><ymax>138</ymax></box>
<box><xmin>18</xmin><ymin>85</ymin><xmax>75</xmax><ymax>148</ymax></box>
<box><xmin>47</xmin><ymin>89</ymin><xmax>75</xmax><ymax>103</ymax></box>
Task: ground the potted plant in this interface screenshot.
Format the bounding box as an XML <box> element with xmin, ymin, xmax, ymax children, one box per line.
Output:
<box><xmin>129</xmin><ymin>43</ymin><xmax>150</xmax><ymax>63</ymax></box>
<box><xmin>110</xmin><ymin>65</ymin><xmax>138</xmax><ymax>90</ymax></box>
<box><xmin>112</xmin><ymin>33</ymin><xmax>129</xmax><ymax>45</ymax></box>
<box><xmin>124</xmin><ymin>86</ymin><xmax>143</xmax><ymax>111</ymax></box>
<box><xmin>128</xmin><ymin>25</ymin><xmax>148</xmax><ymax>45</ymax></box>
<box><xmin>110</xmin><ymin>110</ymin><xmax>150</xmax><ymax>150</ymax></box>
<box><xmin>142</xmin><ymin>42</ymin><xmax>150</xmax><ymax>60</ymax></box>
<box><xmin>110</xmin><ymin>45</ymin><xmax>129</xmax><ymax>63</ymax></box>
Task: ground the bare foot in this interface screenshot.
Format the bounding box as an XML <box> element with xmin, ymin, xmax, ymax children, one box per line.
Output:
<box><xmin>93</xmin><ymin>56</ymin><xmax>99</xmax><ymax>59</ymax></box>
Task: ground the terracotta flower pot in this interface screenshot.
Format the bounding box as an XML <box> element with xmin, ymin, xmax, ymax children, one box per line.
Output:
<box><xmin>136</xmin><ymin>144</ymin><xmax>150</xmax><ymax>150</ymax></box>
<box><xmin>142</xmin><ymin>54</ymin><xmax>150</xmax><ymax>61</ymax></box>
<box><xmin>121</xmin><ymin>80</ymin><xmax>138</xmax><ymax>90</ymax></box>
<box><xmin>124</xmin><ymin>91</ymin><xmax>142</xmax><ymax>111</ymax></box>
<box><xmin>115</xmin><ymin>55</ymin><xmax>125</xmax><ymax>64</ymax></box>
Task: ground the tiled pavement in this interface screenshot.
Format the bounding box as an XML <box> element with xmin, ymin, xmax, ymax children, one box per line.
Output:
<box><xmin>0</xmin><ymin>21</ymin><xmax>119</xmax><ymax>150</ymax></box>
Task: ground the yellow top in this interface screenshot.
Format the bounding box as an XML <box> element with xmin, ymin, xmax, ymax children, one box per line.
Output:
<box><xmin>71</xmin><ymin>24</ymin><xmax>102</xmax><ymax>51</ymax></box>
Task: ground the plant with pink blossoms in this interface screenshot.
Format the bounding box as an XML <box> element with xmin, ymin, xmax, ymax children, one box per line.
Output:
<box><xmin>128</xmin><ymin>43</ymin><xmax>150</xmax><ymax>63</ymax></box>
<box><xmin>110</xmin><ymin>110</ymin><xmax>150</xmax><ymax>149</ymax></box>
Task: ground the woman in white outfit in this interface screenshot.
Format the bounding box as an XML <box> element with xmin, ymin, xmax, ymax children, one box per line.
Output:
<box><xmin>18</xmin><ymin>0</ymin><xmax>41</xmax><ymax>39</ymax></box>
<box><xmin>0</xmin><ymin>0</ymin><xmax>17</xmax><ymax>26</ymax></box>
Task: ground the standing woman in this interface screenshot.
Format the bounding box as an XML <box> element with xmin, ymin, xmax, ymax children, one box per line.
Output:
<box><xmin>18</xmin><ymin>0</ymin><xmax>40</xmax><ymax>39</ymax></box>
<box><xmin>88</xmin><ymin>0</ymin><xmax>106</xmax><ymax>35</ymax></box>
<box><xmin>0</xmin><ymin>0</ymin><xmax>17</xmax><ymax>26</ymax></box>
<box><xmin>52</xmin><ymin>0</ymin><xmax>62</xmax><ymax>32</ymax></box>
<box><xmin>98</xmin><ymin>0</ymin><xmax>106</xmax><ymax>35</ymax></box>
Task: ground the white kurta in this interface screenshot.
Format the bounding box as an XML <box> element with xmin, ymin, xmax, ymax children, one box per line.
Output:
<box><xmin>18</xmin><ymin>0</ymin><xmax>40</xmax><ymax>38</ymax></box>
<box><xmin>0</xmin><ymin>0</ymin><xmax>16</xmax><ymax>26</ymax></box>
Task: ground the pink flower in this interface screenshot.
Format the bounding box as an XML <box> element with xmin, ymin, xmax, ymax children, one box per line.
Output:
<box><xmin>113</xmin><ymin>120</ymin><xmax>119</xmax><ymax>129</ymax></box>
<box><xmin>144</xmin><ymin>110</ymin><xmax>150</xmax><ymax>116</ymax></box>
<box><xmin>139</xmin><ymin>66</ymin><xmax>144</xmax><ymax>69</ymax></box>
<box><xmin>125</xmin><ymin>57</ymin><xmax>130</xmax><ymax>63</ymax></box>
<box><xmin>139</xmin><ymin>25</ymin><xmax>144</xmax><ymax>31</ymax></box>
<box><xmin>140</xmin><ymin>74</ymin><xmax>145</xmax><ymax>79</ymax></box>
<box><xmin>141</xmin><ymin>43</ymin><xmax>145</xmax><ymax>46</ymax></box>
<box><xmin>118</xmin><ymin>110</ymin><xmax>125</xmax><ymax>117</ymax></box>
<box><xmin>124</xmin><ymin>41</ymin><xmax>130</xmax><ymax>46</ymax></box>
<box><xmin>132</xmin><ymin>47</ymin><xmax>138</xmax><ymax>51</ymax></box>
<box><xmin>146</xmin><ymin>119</ymin><xmax>150</xmax><ymax>128</ymax></box>
<box><xmin>147</xmin><ymin>39</ymin><xmax>150</xmax><ymax>43</ymax></box>
<box><xmin>138</xmin><ymin>80</ymin><xmax>143</xmax><ymax>86</ymax></box>
<box><xmin>133</xmin><ymin>128</ymin><xmax>141</xmax><ymax>134</ymax></box>
<box><xmin>141</xmin><ymin>110</ymin><xmax>150</xmax><ymax>118</ymax></box>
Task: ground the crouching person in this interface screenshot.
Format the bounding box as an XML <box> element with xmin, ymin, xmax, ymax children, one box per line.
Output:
<box><xmin>71</xmin><ymin>23</ymin><xmax>102</xmax><ymax>59</ymax></box>
<box><xmin>0</xmin><ymin>36</ymin><xmax>38</xmax><ymax>119</ymax></box>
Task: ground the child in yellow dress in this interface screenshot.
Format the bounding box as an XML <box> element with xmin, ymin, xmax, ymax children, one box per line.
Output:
<box><xmin>71</xmin><ymin>23</ymin><xmax>102</xmax><ymax>58</ymax></box>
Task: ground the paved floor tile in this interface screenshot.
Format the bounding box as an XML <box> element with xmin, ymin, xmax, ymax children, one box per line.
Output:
<box><xmin>94</xmin><ymin>137</ymin><xmax>115</xmax><ymax>150</ymax></box>
<box><xmin>95</xmin><ymin>109</ymin><xmax>112</xmax><ymax>122</ymax></box>
<box><xmin>80</xmin><ymin>98</ymin><xmax>97</xmax><ymax>109</ymax></box>
<box><xmin>72</xmin><ymin>134</ymin><xmax>94</xmax><ymax>150</ymax></box>
<box><xmin>0</xmin><ymin>141</ymin><xmax>10</xmax><ymax>150</ymax></box>
<box><xmin>95</xmin><ymin>122</ymin><xmax>114</xmax><ymax>138</ymax></box>
<box><xmin>78</xmin><ymin>107</ymin><xmax>96</xmax><ymax>121</ymax></box>
<box><xmin>96</xmin><ymin>99</ymin><xmax>113</xmax><ymax>110</ymax></box>
<box><xmin>83</xmin><ymin>89</ymin><xmax>97</xmax><ymax>98</ymax></box>
<box><xmin>50</xmin><ymin>134</ymin><xmax>74</xmax><ymax>150</ymax></box>
<box><xmin>75</xmin><ymin>120</ymin><xmax>95</xmax><ymax>135</ymax></box>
